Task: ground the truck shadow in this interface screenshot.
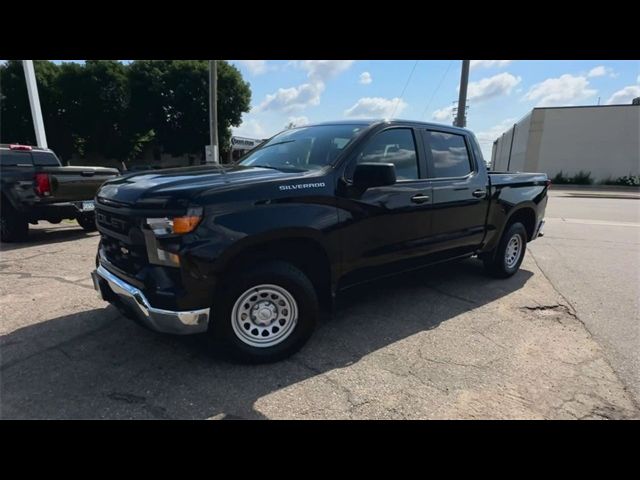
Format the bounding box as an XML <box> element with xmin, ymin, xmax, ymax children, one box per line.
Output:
<box><xmin>1</xmin><ymin>258</ymin><xmax>533</xmax><ymax>419</ymax></box>
<box><xmin>0</xmin><ymin>224</ymin><xmax>97</xmax><ymax>252</ymax></box>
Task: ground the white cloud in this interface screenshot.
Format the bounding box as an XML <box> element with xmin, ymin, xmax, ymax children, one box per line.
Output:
<box><xmin>587</xmin><ymin>65</ymin><xmax>617</xmax><ymax>78</ymax></box>
<box><xmin>232</xmin><ymin>117</ymin><xmax>269</xmax><ymax>139</ymax></box>
<box><xmin>587</xmin><ymin>65</ymin><xmax>607</xmax><ymax>77</ymax></box>
<box><xmin>255</xmin><ymin>60</ymin><xmax>354</xmax><ymax>113</ymax></box>
<box><xmin>470</xmin><ymin>60</ymin><xmax>513</xmax><ymax>71</ymax></box>
<box><xmin>637</xmin><ymin>74</ymin><xmax>640</xmax><ymax>84</ymax></box>
<box><xmin>295</xmin><ymin>60</ymin><xmax>355</xmax><ymax>82</ymax></box>
<box><xmin>606</xmin><ymin>85</ymin><xmax>640</xmax><ymax>105</ymax></box>
<box><xmin>344</xmin><ymin>97</ymin><xmax>407</xmax><ymax>118</ymax></box>
<box><xmin>467</xmin><ymin>72</ymin><xmax>522</xmax><ymax>102</ymax></box>
<box><xmin>286</xmin><ymin>116</ymin><xmax>310</xmax><ymax>127</ymax></box>
<box><xmin>256</xmin><ymin>82</ymin><xmax>325</xmax><ymax>112</ymax></box>
<box><xmin>523</xmin><ymin>74</ymin><xmax>597</xmax><ymax>107</ymax></box>
<box><xmin>236</xmin><ymin>60</ymin><xmax>269</xmax><ymax>75</ymax></box>
<box><xmin>359</xmin><ymin>71</ymin><xmax>372</xmax><ymax>85</ymax></box>
<box><xmin>432</xmin><ymin>105</ymin><xmax>455</xmax><ymax>122</ymax></box>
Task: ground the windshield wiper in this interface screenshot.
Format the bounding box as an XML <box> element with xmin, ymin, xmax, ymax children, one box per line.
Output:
<box><xmin>257</xmin><ymin>140</ymin><xmax>296</xmax><ymax>150</ymax></box>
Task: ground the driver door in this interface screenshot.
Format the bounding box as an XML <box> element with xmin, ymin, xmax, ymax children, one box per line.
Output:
<box><xmin>337</xmin><ymin>127</ymin><xmax>434</xmax><ymax>287</ymax></box>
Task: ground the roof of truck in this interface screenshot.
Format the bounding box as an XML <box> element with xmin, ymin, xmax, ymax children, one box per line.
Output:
<box><xmin>302</xmin><ymin>119</ymin><xmax>472</xmax><ymax>134</ymax></box>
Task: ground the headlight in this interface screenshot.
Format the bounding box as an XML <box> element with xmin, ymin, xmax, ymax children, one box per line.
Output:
<box><xmin>146</xmin><ymin>207</ymin><xmax>203</xmax><ymax>235</ymax></box>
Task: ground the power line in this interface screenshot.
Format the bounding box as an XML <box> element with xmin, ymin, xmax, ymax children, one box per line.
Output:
<box><xmin>391</xmin><ymin>60</ymin><xmax>419</xmax><ymax>118</ymax></box>
<box><xmin>421</xmin><ymin>60</ymin><xmax>454</xmax><ymax>120</ymax></box>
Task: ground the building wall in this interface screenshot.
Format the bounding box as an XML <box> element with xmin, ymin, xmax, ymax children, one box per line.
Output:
<box><xmin>491</xmin><ymin>105</ymin><xmax>640</xmax><ymax>181</ymax></box>
<box><xmin>536</xmin><ymin>105</ymin><xmax>639</xmax><ymax>181</ymax></box>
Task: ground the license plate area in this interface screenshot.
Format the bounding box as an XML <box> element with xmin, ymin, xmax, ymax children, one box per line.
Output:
<box><xmin>81</xmin><ymin>201</ymin><xmax>95</xmax><ymax>212</ymax></box>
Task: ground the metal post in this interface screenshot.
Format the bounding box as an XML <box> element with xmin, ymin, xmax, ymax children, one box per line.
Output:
<box><xmin>208</xmin><ymin>60</ymin><xmax>219</xmax><ymax>164</ymax></box>
<box><xmin>454</xmin><ymin>60</ymin><xmax>470</xmax><ymax>128</ymax></box>
<box><xmin>507</xmin><ymin>124</ymin><xmax>517</xmax><ymax>171</ymax></box>
<box><xmin>22</xmin><ymin>60</ymin><xmax>48</xmax><ymax>148</ymax></box>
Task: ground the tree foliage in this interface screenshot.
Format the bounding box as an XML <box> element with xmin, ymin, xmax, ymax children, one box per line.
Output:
<box><xmin>0</xmin><ymin>60</ymin><xmax>251</xmax><ymax>163</ymax></box>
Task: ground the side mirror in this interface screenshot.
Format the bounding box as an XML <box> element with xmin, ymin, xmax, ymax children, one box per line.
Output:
<box><xmin>353</xmin><ymin>162</ymin><xmax>397</xmax><ymax>190</ymax></box>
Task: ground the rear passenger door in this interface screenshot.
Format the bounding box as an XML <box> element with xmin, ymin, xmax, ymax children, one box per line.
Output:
<box><xmin>420</xmin><ymin>129</ymin><xmax>489</xmax><ymax>257</ymax></box>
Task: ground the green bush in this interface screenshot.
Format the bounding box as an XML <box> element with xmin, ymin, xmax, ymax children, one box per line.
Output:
<box><xmin>551</xmin><ymin>170</ymin><xmax>593</xmax><ymax>185</ymax></box>
<box><xmin>571</xmin><ymin>171</ymin><xmax>593</xmax><ymax>185</ymax></box>
<box><xmin>552</xmin><ymin>171</ymin><xmax>571</xmax><ymax>184</ymax></box>
<box><xmin>602</xmin><ymin>175</ymin><xmax>640</xmax><ymax>187</ymax></box>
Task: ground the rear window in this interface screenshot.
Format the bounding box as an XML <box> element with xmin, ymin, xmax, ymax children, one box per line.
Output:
<box><xmin>425</xmin><ymin>131</ymin><xmax>473</xmax><ymax>178</ymax></box>
<box><xmin>32</xmin><ymin>151</ymin><xmax>60</xmax><ymax>166</ymax></box>
<box><xmin>0</xmin><ymin>150</ymin><xmax>33</xmax><ymax>166</ymax></box>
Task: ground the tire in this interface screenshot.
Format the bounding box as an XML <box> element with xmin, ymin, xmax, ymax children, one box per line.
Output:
<box><xmin>77</xmin><ymin>213</ymin><xmax>97</xmax><ymax>232</ymax></box>
<box><xmin>209</xmin><ymin>261</ymin><xmax>318</xmax><ymax>364</ymax></box>
<box><xmin>0</xmin><ymin>203</ymin><xmax>29</xmax><ymax>242</ymax></box>
<box><xmin>483</xmin><ymin>222</ymin><xmax>527</xmax><ymax>278</ymax></box>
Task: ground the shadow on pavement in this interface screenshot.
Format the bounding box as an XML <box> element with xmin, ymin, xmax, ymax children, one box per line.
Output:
<box><xmin>0</xmin><ymin>258</ymin><xmax>533</xmax><ymax>419</ymax></box>
<box><xmin>0</xmin><ymin>223</ymin><xmax>97</xmax><ymax>252</ymax></box>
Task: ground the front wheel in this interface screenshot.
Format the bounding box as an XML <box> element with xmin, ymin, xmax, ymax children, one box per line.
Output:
<box><xmin>77</xmin><ymin>213</ymin><xmax>97</xmax><ymax>232</ymax></box>
<box><xmin>209</xmin><ymin>261</ymin><xmax>318</xmax><ymax>363</ymax></box>
<box><xmin>483</xmin><ymin>222</ymin><xmax>527</xmax><ymax>278</ymax></box>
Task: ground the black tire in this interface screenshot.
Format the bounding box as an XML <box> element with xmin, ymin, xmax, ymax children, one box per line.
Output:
<box><xmin>209</xmin><ymin>261</ymin><xmax>318</xmax><ymax>364</ymax></box>
<box><xmin>0</xmin><ymin>203</ymin><xmax>29</xmax><ymax>242</ymax></box>
<box><xmin>483</xmin><ymin>222</ymin><xmax>527</xmax><ymax>278</ymax></box>
<box><xmin>77</xmin><ymin>213</ymin><xmax>97</xmax><ymax>232</ymax></box>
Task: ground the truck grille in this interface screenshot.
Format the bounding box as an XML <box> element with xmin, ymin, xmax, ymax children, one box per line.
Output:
<box><xmin>96</xmin><ymin>207</ymin><xmax>149</xmax><ymax>276</ymax></box>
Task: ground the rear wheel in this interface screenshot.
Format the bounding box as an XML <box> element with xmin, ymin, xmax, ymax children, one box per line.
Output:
<box><xmin>0</xmin><ymin>203</ymin><xmax>29</xmax><ymax>242</ymax></box>
<box><xmin>77</xmin><ymin>213</ymin><xmax>97</xmax><ymax>232</ymax></box>
<box><xmin>209</xmin><ymin>261</ymin><xmax>318</xmax><ymax>363</ymax></box>
<box><xmin>483</xmin><ymin>222</ymin><xmax>527</xmax><ymax>278</ymax></box>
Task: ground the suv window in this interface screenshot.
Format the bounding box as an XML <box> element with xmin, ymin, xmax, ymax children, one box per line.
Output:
<box><xmin>0</xmin><ymin>150</ymin><xmax>33</xmax><ymax>166</ymax></box>
<box><xmin>356</xmin><ymin>128</ymin><xmax>419</xmax><ymax>180</ymax></box>
<box><xmin>425</xmin><ymin>131</ymin><xmax>473</xmax><ymax>178</ymax></box>
<box><xmin>32</xmin><ymin>151</ymin><xmax>60</xmax><ymax>166</ymax></box>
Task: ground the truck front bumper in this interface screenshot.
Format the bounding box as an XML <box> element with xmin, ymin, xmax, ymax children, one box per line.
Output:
<box><xmin>92</xmin><ymin>264</ymin><xmax>210</xmax><ymax>335</ymax></box>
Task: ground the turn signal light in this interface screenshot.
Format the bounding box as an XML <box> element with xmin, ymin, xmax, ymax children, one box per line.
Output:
<box><xmin>173</xmin><ymin>215</ymin><xmax>201</xmax><ymax>234</ymax></box>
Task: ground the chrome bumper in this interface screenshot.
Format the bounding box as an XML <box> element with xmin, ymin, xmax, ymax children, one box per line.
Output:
<box><xmin>92</xmin><ymin>264</ymin><xmax>210</xmax><ymax>335</ymax></box>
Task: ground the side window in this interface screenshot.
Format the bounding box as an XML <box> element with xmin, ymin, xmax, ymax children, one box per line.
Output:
<box><xmin>425</xmin><ymin>131</ymin><xmax>473</xmax><ymax>178</ymax></box>
<box><xmin>356</xmin><ymin>128</ymin><xmax>419</xmax><ymax>180</ymax></box>
<box><xmin>0</xmin><ymin>151</ymin><xmax>33</xmax><ymax>166</ymax></box>
<box><xmin>32</xmin><ymin>151</ymin><xmax>60</xmax><ymax>166</ymax></box>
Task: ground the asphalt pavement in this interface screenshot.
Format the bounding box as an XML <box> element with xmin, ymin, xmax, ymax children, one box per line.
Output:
<box><xmin>1</xmin><ymin>189</ymin><xmax>639</xmax><ymax>419</ymax></box>
<box><xmin>529</xmin><ymin>188</ymin><xmax>640</xmax><ymax>405</ymax></box>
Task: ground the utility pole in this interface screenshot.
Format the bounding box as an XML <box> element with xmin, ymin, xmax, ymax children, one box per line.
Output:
<box><xmin>22</xmin><ymin>60</ymin><xmax>48</xmax><ymax>148</ymax></box>
<box><xmin>454</xmin><ymin>60</ymin><xmax>470</xmax><ymax>128</ymax></box>
<box><xmin>207</xmin><ymin>60</ymin><xmax>219</xmax><ymax>164</ymax></box>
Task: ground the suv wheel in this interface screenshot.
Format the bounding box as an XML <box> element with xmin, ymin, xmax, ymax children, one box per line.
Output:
<box><xmin>0</xmin><ymin>203</ymin><xmax>29</xmax><ymax>242</ymax></box>
<box><xmin>483</xmin><ymin>222</ymin><xmax>527</xmax><ymax>278</ymax></box>
<box><xmin>210</xmin><ymin>261</ymin><xmax>318</xmax><ymax>363</ymax></box>
<box><xmin>77</xmin><ymin>213</ymin><xmax>97</xmax><ymax>232</ymax></box>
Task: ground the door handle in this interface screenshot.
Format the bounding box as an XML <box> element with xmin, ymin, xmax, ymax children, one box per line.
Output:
<box><xmin>411</xmin><ymin>194</ymin><xmax>430</xmax><ymax>204</ymax></box>
<box><xmin>472</xmin><ymin>189</ymin><xmax>486</xmax><ymax>198</ymax></box>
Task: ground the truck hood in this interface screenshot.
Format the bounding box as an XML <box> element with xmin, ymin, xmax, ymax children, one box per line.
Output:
<box><xmin>97</xmin><ymin>164</ymin><xmax>301</xmax><ymax>207</ymax></box>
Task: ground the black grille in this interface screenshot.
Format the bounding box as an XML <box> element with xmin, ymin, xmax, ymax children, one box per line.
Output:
<box><xmin>97</xmin><ymin>206</ymin><xmax>149</xmax><ymax>276</ymax></box>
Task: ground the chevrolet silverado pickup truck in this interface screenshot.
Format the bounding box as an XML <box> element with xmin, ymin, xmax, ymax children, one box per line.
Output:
<box><xmin>0</xmin><ymin>144</ymin><xmax>120</xmax><ymax>242</ymax></box>
<box><xmin>91</xmin><ymin>120</ymin><xmax>548</xmax><ymax>363</ymax></box>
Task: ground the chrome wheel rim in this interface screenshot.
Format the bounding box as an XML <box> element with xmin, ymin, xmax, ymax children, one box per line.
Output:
<box><xmin>231</xmin><ymin>284</ymin><xmax>298</xmax><ymax>348</ymax></box>
<box><xmin>504</xmin><ymin>233</ymin><xmax>523</xmax><ymax>268</ymax></box>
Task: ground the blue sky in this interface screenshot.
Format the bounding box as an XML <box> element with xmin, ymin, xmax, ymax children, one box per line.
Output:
<box><xmin>19</xmin><ymin>60</ymin><xmax>640</xmax><ymax>159</ymax></box>
<box><xmin>228</xmin><ymin>60</ymin><xmax>640</xmax><ymax>159</ymax></box>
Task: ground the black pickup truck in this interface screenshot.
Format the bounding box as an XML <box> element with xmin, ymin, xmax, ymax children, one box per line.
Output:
<box><xmin>0</xmin><ymin>144</ymin><xmax>119</xmax><ymax>242</ymax></box>
<box><xmin>92</xmin><ymin>120</ymin><xmax>548</xmax><ymax>363</ymax></box>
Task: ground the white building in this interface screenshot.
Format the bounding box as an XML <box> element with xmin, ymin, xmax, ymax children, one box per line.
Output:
<box><xmin>491</xmin><ymin>104</ymin><xmax>640</xmax><ymax>182</ymax></box>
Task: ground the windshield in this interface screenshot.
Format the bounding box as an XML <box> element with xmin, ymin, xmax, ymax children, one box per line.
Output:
<box><xmin>239</xmin><ymin>124</ymin><xmax>366</xmax><ymax>171</ymax></box>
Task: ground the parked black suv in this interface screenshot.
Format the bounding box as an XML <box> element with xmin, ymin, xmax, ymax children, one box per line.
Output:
<box><xmin>0</xmin><ymin>144</ymin><xmax>119</xmax><ymax>242</ymax></box>
<box><xmin>92</xmin><ymin>120</ymin><xmax>548</xmax><ymax>363</ymax></box>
